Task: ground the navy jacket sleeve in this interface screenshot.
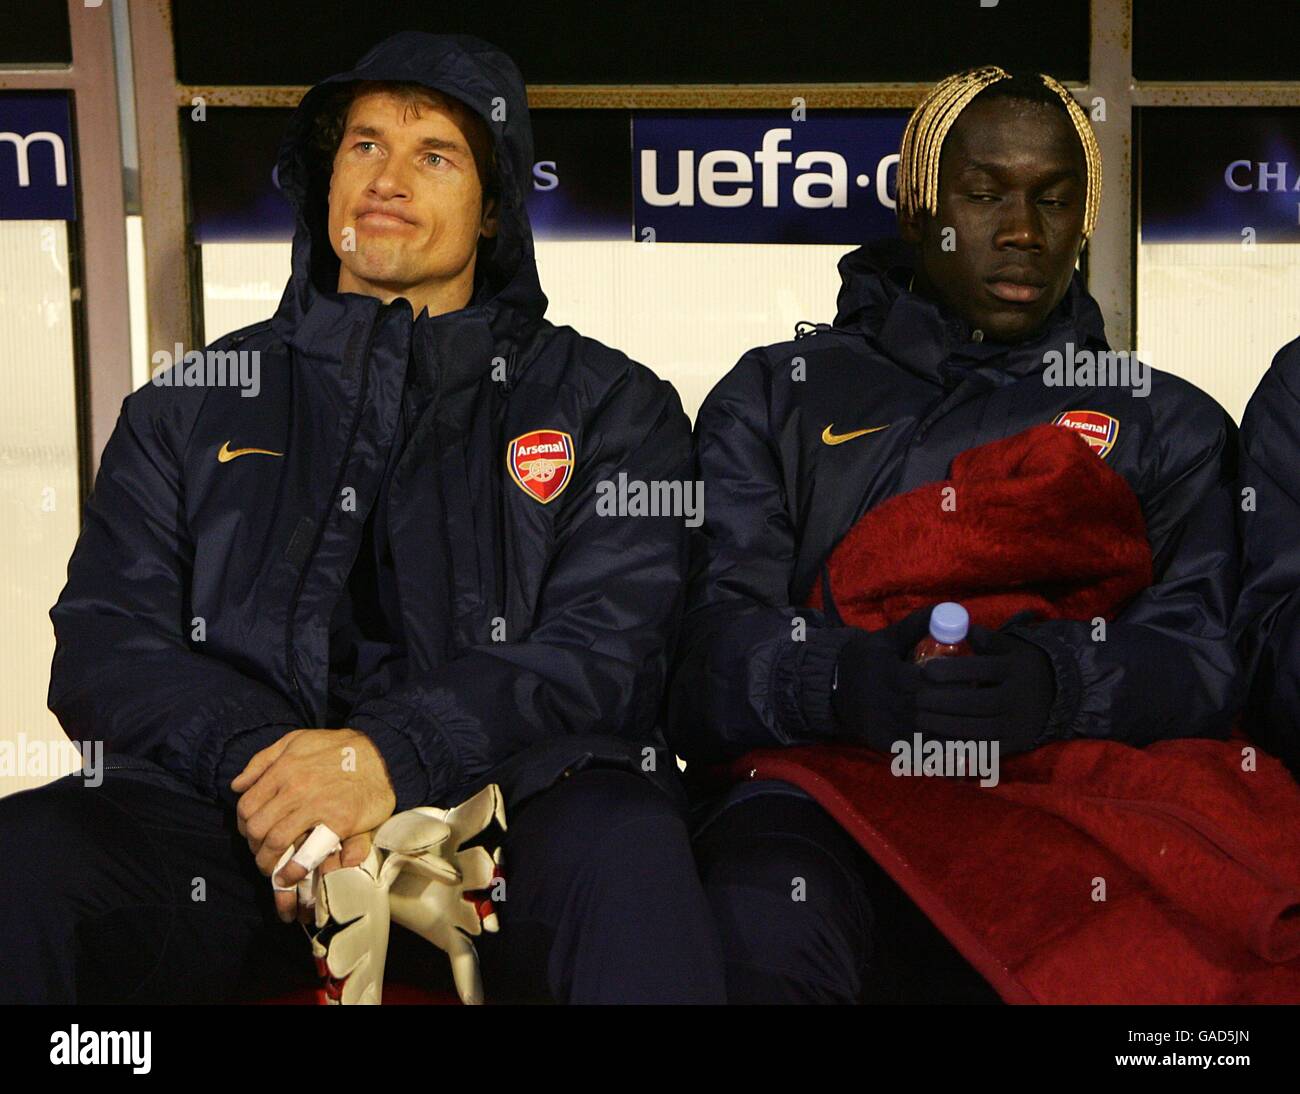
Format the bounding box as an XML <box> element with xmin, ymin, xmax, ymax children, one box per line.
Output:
<box><xmin>346</xmin><ymin>365</ymin><xmax>692</xmax><ymax>810</ymax></box>
<box><xmin>666</xmin><ymin>351</ymin><xmax>857</xmax><ymax>766</ymax></box>
<box><xmin>1232</xmin><ymin>338</ymin><xmax>1300</xmax><ymax>773</ymax></box>
<box><xmin>48</xmin><ymin>382</ymin><xmax>302</xmax><ymax>801</ymax></box>
<box><xmin>1008</xmin><ymin>380</ymin><xmax>1242</xmax><ymax>746</ymax></box>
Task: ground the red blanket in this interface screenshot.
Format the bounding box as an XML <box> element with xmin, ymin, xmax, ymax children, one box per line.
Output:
<box><xmin>730</xmin><ymin>424</ymin><xmax>1300</xmax><ymax>1003</ymax></box>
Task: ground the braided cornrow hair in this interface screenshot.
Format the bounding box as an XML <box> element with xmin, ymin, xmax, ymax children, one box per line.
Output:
<box><xmin>897</xmin><ymin>66</ymin><xmax>1103</xmax><ymax>239</ymax></box>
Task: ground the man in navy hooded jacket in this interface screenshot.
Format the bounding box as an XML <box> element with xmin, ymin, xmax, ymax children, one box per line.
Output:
<box><xmin>1234</xmin><ymin>335</ymin><xmax>1300</xmax><ymax>781</ymax></box>
<box><xmin>0</xmin><ymin>33</ymin><xmax>725</xmax><ymax>1004</ymax></box>
<box><xmin>670</xmin><ymin>68</ymin><xmax>1240</xmax><ymax>1003</ymax></box>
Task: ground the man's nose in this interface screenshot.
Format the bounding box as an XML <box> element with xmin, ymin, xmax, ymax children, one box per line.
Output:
<box><xmin>993</xmin><ymin>196</ymin><xmax>1044</xmax><ymax>251</ymax></box>
<box><xmin>366</xmin><ymin>161</ymin><xmax>413</xmax><ymax>200</ymax></box>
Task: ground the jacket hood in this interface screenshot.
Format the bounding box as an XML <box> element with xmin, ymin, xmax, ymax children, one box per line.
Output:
<box><xmin>831</xmin><ymin>238</ymin><xmax>1109</xmax><ymax>382</ymax></box>
<box><xmin>270</xmin><ymin>32</ymin><xmax>546</xmax><ymax>348</ymax></box>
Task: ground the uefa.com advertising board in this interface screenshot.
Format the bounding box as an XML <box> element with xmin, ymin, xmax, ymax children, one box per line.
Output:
<box><xmin>6</xmin><ymin>96</ymin><xmax>1293</xmax><ymax>246</ymax></box>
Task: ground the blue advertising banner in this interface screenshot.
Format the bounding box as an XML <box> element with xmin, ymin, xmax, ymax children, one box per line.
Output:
<box><xmin>1141</xmin><ymin>108</ymin><xmax>1300</xmax><ymax>244</ymax></box>
<box><xmin>189</xmin><ymin>107</ymin><xmax>1300</xmax><ymax>247</ymax></box>
<box><xmin>0</xmin><ymin>92</ymin><xmax>76</xmax><ymax>221</ymax></box>
<box><xmin>633</xmin><ymin>111</ymin><xmax>908</xmax><ymax>243</ymax></box>
<box><xmin>190</xmin><ymin>108</ymin><xmax>631</xmax><ymax>243</ymax></box>
<box><xmin>525</xmin><ymin>109</ymin><xmax>631</xmax><ymax>240</ymax></box>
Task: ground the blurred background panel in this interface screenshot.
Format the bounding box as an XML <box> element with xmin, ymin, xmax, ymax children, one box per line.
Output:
<box><xmin>0</xmin><ymin>0</ymin><xmax>71</xmax><ymax>66</ymax></box>
<box><xmin>1138</xmin><ymin>108</ymin><xmax>1300</xmax><ymax>423</ymax></box>
<box><xmin>1134</xmin><ymin>0</ymin><xmax>1300</xmax><ymax>81</ymax></box>
<box><xmin>171</xmin><ymin>0</ymin><xmax>1090</xmax><ymax>86</ymax></box>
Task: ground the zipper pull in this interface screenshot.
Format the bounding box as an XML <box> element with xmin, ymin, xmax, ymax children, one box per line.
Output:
<box><xmin>794</xmin><ymin>321</ymin><xmax>833</xmax><ymax>340</ymax></box>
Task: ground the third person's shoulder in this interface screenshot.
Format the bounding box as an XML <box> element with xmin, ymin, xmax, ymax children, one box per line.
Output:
<box><xmin>1244</xmin><ymin>334</ymin><xmax>1300</xmax><ymax>433</ymax></box>
<box><xmin>1141</xmin><ymin>363</ymin><xmax>1238</xmax><ymax>479</ymax></box>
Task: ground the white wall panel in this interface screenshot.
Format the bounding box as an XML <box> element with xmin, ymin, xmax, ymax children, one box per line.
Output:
<box><xmin>0</xmin><ymin>222</ymin><xmax>83</xmax><ymax>795</ymax></box>
<box><xmin>200</xmin><ymin>240</ymin><xmax>849</xmax><ymax>422</ymax></box>
<box><xmin>1137</xmin><ymin>243</ymin><xmax>1300</xmax><ymax>424</ymax></box>
<box><xmin>205</xmin><ymin>239</ymin><xmax>1300</xmax><ymax>428</ymax></box>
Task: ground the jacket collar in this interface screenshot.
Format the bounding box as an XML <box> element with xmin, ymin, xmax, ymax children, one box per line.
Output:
<box><xmin>833</xmin><ymin>238</ymin><xmax>1111</xmax><ymax>386</ymax></box>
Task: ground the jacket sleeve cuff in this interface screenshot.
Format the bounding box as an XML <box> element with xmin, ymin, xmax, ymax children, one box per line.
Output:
<box><xmin>349</xmin><ymin>702</ymin><xmax>456</xmax><ymax>812</ymax></box>
<box><xmin>214</xmin><ymin>722</ymin><xmax>297</xmax><ymax>808</ymax></box>
<box><xmin>1004</xmin><ymin>623</ymin><xmax>1084</xmax><ymax>743</ymax></box>
<box><xmin>772</xmin><ymin>626</ymin><xmax>858</xmax><ymax>739</ymax></box>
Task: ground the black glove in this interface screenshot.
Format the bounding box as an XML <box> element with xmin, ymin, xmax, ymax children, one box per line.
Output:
<box><xmin>913</xmin><ymin>624</ymin><xmax>1057</xmax><ymax>755</ymax></box>
<box><xmin>830</xmin><ymin>605</ymin><xmax>933</xmax><ymax>749</ymax></box>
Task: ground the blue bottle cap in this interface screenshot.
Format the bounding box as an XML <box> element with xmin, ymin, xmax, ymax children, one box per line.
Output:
<box><xmin>929</xmin><ymin>602</ymin><xmax>969</xmax><ymax>645</ymax></box>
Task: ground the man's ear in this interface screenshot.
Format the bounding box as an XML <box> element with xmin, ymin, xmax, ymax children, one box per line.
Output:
<box><xmin>480</xmin><ymin>195</ymin><xmax>499</xmax><ymax>240</ymax></box>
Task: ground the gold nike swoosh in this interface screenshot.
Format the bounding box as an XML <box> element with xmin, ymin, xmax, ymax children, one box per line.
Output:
<box><xmin>217</xmin><ymin>441</ymin><xmax>283</xmax><ymax>463</ymax></box>
<box><xmin>821</xmin><ymin>423</ymin><xmax>891</xmax><ymax>446</ymax></box>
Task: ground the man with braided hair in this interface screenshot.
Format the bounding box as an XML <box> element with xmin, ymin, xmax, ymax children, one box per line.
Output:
<box><xmin>670</xmin><ymin>68</ymin><xmax>1240</xmax><ymax>1003</ymax></box>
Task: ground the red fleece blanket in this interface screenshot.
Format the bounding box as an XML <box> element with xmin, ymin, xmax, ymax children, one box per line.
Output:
<box><xmin>730</xmin><ymin>425</ymin><xmax>1300</xmax><ymax>1004</ymax></box>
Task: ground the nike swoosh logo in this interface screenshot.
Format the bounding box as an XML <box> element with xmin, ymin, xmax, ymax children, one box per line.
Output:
<box><xmin>821</xmin><ymin>423</ymin><xmax>891</xmax><ymax>446</ymax></box>
<box><xmin>217</xmin><ymin>441</ymin><xmax>283</xmax><ymax>463</ymax></box>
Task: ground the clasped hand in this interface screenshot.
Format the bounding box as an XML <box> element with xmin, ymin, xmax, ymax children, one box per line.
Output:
<box><xmin>832</xmin><ymin>606</ymin><xmax>1056</xmax><ymax>755</ymax></box>
<box><xmin>231</xmin><ymin>728</ymin><xmax>397</xmax><ymax>923</ymax></box>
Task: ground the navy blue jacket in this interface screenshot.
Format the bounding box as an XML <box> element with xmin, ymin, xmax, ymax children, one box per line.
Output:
<box><xmin>1234</xmin><ymin>335</ymin><xmax>1300</xmax><ymax>777</ymax></box>
<box><xmin>48</xmin><ymin>33</ymin><xmax>690</xmax><ymax>811</ymax></box>
<box><xmin>669</xmin><ymin>241</ymin><xmax>1241</xmax><ymax>765</ymax></box>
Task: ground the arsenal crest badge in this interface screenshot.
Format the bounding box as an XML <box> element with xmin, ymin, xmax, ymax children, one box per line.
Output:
<box><xmin>507</xmin><ymin>429</ymin><xmax>575</xmax><ymax>504</ymax></box>
<box><xmin>1052</xmin><ymin>410</ymin><xmax>1119</xmax><ymax>459</ymax></box>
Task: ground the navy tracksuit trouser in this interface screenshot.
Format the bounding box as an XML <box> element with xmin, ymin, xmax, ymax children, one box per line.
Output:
<box><xmin>693</xmin><ymin>787</ymin><xmax>1001</xmax><ymax>1004</ymax></box>
<box><xmin>0</xmin><ymin>757</ymin><xmax>726</xmax><ymax>1004</ymax></box>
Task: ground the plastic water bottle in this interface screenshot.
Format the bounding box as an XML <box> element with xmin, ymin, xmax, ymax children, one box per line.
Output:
<box><xmin>912</xmin><ymin>602</ymin><xmax>973</xmax><ymax>664</ymax></box>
